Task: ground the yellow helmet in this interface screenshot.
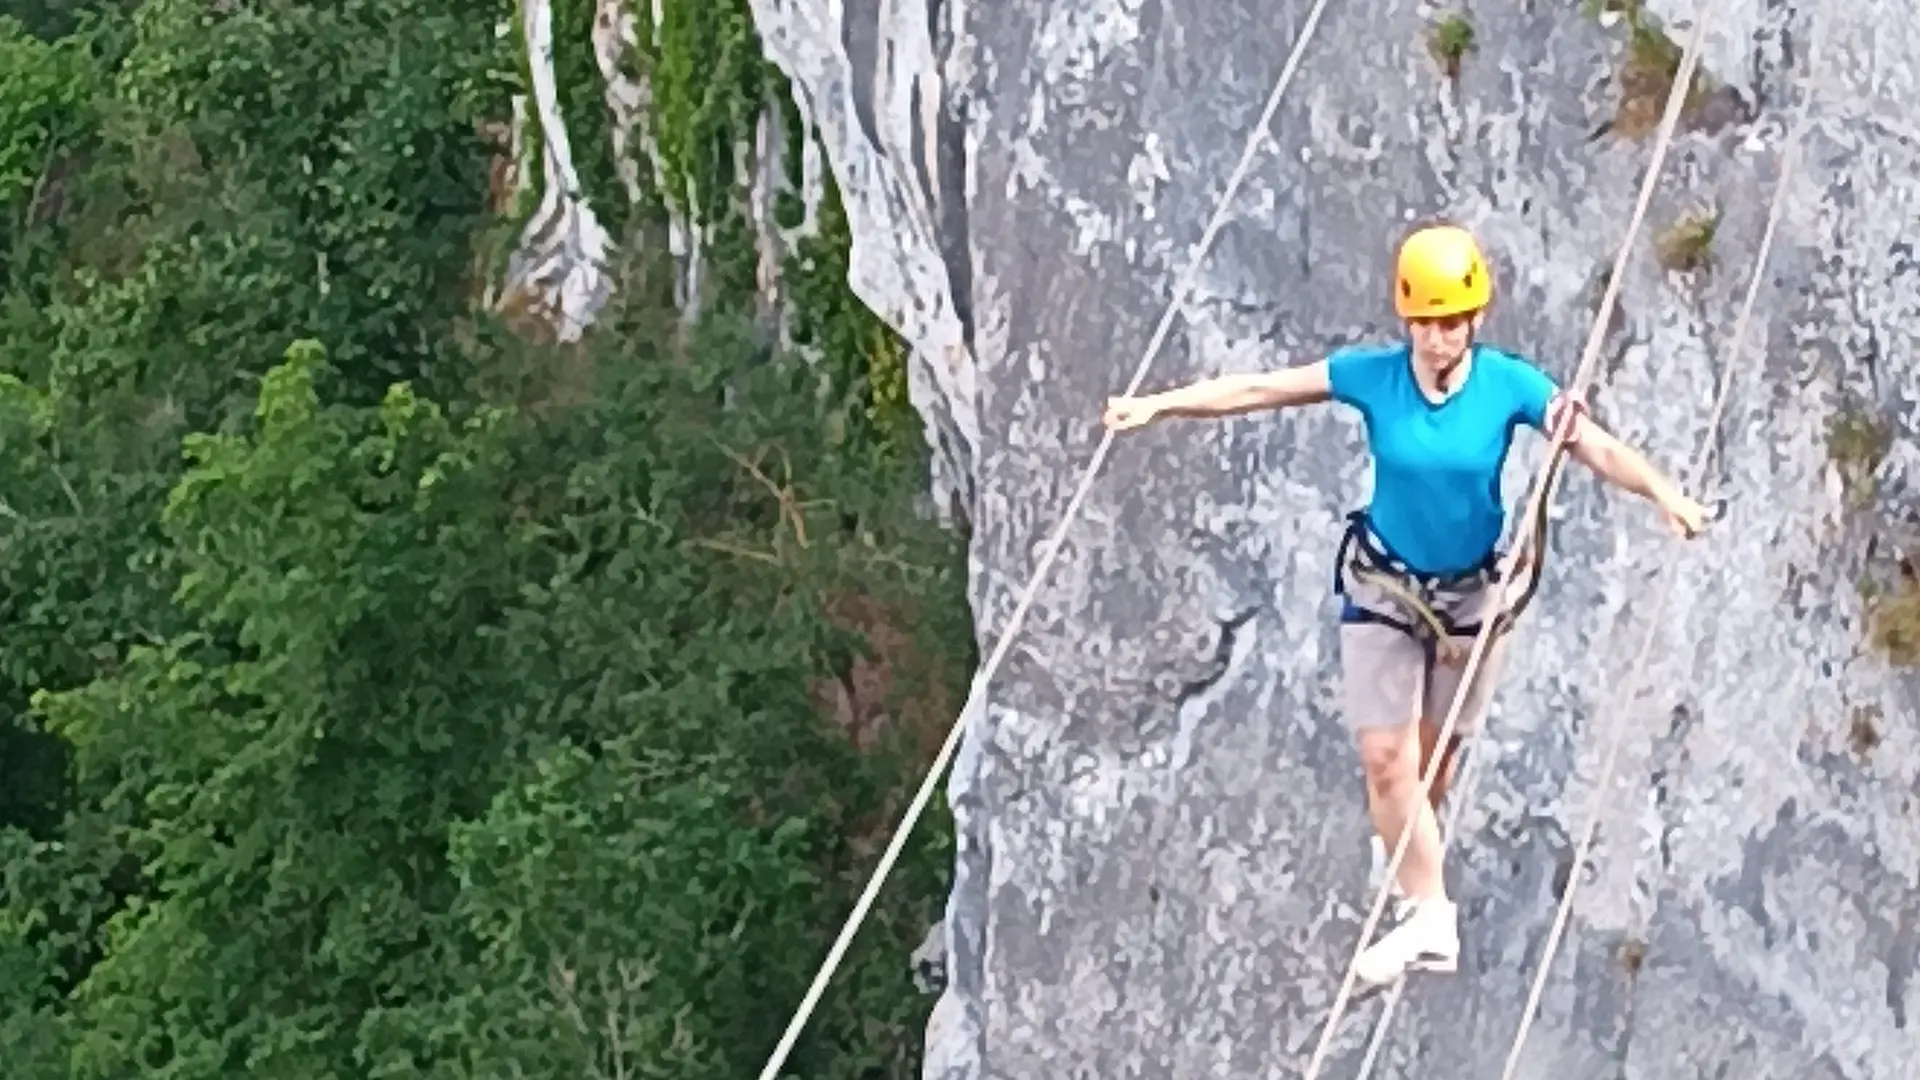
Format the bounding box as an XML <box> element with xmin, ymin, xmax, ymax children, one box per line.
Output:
<box><xmin>1394</xmin><ymin>225</ymin><xmax>1492</xmax><ymax>318</ymax></box>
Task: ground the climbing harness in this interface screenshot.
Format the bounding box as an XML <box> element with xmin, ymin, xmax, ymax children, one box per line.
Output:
<box><xmin>1335</xmin><ymin>510</ymin><xmax>1501</xmax><ymax>668</ymax></box>
<box><xmin>1332</xmin><ymin>384</ymin><xmax>1603</xmax><ymax>686</ymax></box>
<box><xmin>1304</xmin><ymin>0</ymin><xmax>1799</xmax><ymax>1076</ymax></box>
<box><xmin>1332</xmin><ymin>393</ymin><xmax>1586</xmax><ymax>668</ymax></box>
<box><xmin>749</xmin><ymin>1</ymin><xmax>1341</xmax><ymax>1076</ymax></box>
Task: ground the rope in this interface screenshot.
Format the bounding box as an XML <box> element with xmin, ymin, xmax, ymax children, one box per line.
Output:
<box><xmin>1298</xmin><ymin>4</ymin><xmax>1722</xmax><ymax>1077</ymax></box>
<box><xmin>1495</xmin><ymin>14</ymin><xmax>1825</xmax><ymax>1077</ymax></box>
<box><xmin>750</xmin><ymin>3</ymin><xmax>1340</xmax><ymax>1075</ymax></box>
<box><xmin>1349</xmin><ymin>38</ymin><xmax>1813</xmax><ymax>1064</ymax></box>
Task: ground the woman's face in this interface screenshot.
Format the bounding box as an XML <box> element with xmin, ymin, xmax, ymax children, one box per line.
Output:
<box><xmin>1406</xmin><ymin>310</ymin><xmax>1482</xmax><ymax>375</ymax></box>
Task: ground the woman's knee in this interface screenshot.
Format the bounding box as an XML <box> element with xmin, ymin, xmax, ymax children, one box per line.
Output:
<box><xmin>1356</xmin><ymin>725</ymin><xmax>1417</xmax><ymax>791</ymax></box>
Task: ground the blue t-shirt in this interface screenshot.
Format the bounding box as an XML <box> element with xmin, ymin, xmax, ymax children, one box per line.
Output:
<box><xmin>1326</xmin><ymin>341</ymin><xmax>1558</xmax><ymax>576</ymax></box>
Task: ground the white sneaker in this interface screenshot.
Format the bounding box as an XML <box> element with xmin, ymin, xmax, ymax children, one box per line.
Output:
<box><xmin>1354</xmin><ymin>896</ymin><xmax>1460</xmax><ymax>989</ymax></box>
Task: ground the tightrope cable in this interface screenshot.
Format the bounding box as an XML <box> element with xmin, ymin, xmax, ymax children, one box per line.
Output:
<box><xmin>1299</xmin><ymin>4</ymin><xmax>1722</xmax><ymax>1078</ymax></box>
<box><xmin>1352</xmin><ymin>16</ymin><xmax>1820</xmax><ymax>1067</ymax></box>
<box><xmin>751</xmin><ymin>3</ymin><xmax>1340</xmax><ymax>1076</ymax></box>
<box><xmin>1494</xmin><ymin>13</ymin><xmax>1825</xmax><ymax>1078</ymax></box>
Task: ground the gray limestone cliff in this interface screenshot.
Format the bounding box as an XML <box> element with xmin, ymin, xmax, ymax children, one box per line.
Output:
<box><xmin>748</xmin><ymin>0</ymin><xmax>1920</xmax><ymax>1077</ymax></box>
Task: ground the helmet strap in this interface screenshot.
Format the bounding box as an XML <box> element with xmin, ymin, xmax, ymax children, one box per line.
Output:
<box><xmin>1435</xmin><ymin>332</ymin><xmax>1479</xmax><ymax>393</ymax></box>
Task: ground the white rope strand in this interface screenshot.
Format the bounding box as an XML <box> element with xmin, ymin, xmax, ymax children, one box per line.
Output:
<box><xmin>1299</xmin><ymin>5</ymin><xmax>1721</xmax><ymax>1077</ymax></box>
<box><xmin>751</xmin><ymin>3</ymin><xmax>1341</xmax><ymax>1076</ymax></box>
<box><xmin>1351</xmin><ymin>14</ymin><xmax>1822</xmax><ymax>1070</ymax></box>
<box><xmin>1495</xmin><ymin>15</ymin><xmax>1824</xmax><ymax>1078</ymax></box>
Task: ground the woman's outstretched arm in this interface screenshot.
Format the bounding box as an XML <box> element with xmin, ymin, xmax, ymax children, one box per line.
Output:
<box><xmin>1104</xmin><ymin>362</ymin><xmax>1332</xmax><ymax>430</ymax></box>
<box><xmin>1550</xmin><ymin>398</ymin><xmax>1708</xmax><ymax>537</ymax></box>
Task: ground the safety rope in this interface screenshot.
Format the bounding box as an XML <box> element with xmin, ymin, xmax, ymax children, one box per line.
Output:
<box><xmin>1350</xmin><ymin>17</ymin><xmax>1820</xmax><ymax>1065</ymax></box>
<box><xmin>1494</xmin><ymin>13</ymin><xmax>1826</xmax><ymax>1078</ymax></box>
<box><xmin>749</xmin><ymin>3</ymin><xmax>1340</xmax><ymax>1076</ymax></box>
<box><xmin>1298</xmin><ymin>4</ymin><xmax>1722</xmax><ymax>1078</ymax></box>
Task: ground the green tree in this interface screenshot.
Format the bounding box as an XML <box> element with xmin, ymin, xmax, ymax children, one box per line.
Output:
<box><xmin>0</xmin><ymin>15</ymin><xmax>98</xmax><ymax>292</ymax></box>
<box><xmin>22</xmin><ymin>321</ymin><xmax>960</xmax><ymax>1079</ymax></box>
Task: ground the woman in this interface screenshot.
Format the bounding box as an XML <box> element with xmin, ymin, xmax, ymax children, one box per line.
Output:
<box><xmin>1100</xmin><ymin>224</ymin><xmax>1707</xmax><ymax>988</ymax></box>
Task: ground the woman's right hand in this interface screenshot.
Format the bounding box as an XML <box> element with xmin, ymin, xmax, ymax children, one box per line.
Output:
<box><xmin>1102</xmin><ymin>395</ymin><xmax>1160</xmax><ymax>432</ymax></box>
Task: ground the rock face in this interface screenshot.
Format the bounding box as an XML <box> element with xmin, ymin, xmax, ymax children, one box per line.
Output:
<box><xmin>750</xmin><ymin>0</ymin><xmax>1920</xmax><ymax>1076</ymax></box>
<box><xmin>498</xmin><ymin>0</ymin><xmax>616</xmax><ymax>342</ymax></box>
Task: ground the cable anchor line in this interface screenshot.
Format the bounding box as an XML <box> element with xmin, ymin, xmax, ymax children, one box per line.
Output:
<box><xmin>750</xmin><ymin>3</ymin><xmax>1342</xmax><ymax>1077</ymax></box>
<box><xmin>1350</xmin><ymin>8</ymin><xmax>1822</xmax><ymax>1068</ymax></box>
<box><xmin>1299</xmin><ymin>3</ymin><xmax>1723</xmax><ymax>1078</ymax></box>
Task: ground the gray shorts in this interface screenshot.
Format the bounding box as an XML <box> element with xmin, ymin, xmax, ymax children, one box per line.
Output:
<box><xmin>1336</xmin><ymin>557</ymin><xmax>1509</xmax><ymax>738</ymax></box>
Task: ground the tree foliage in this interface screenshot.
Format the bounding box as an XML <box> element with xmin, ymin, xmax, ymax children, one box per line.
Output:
<box><xmin>0</xmin><ymin>2</ymin><xmax>970</xmax><ymax>1077</ymax></box>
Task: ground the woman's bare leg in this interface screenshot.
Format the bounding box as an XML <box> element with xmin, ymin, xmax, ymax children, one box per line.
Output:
<box><xmin>1357</xmin><ymin>720</ymin><xmax>1447</xmax><ymax>902</ymax></box>
<box><xmin>1417</xmin><ymin>719</ymin><xmax>1462</xmax><ymax>812</ymax></box>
